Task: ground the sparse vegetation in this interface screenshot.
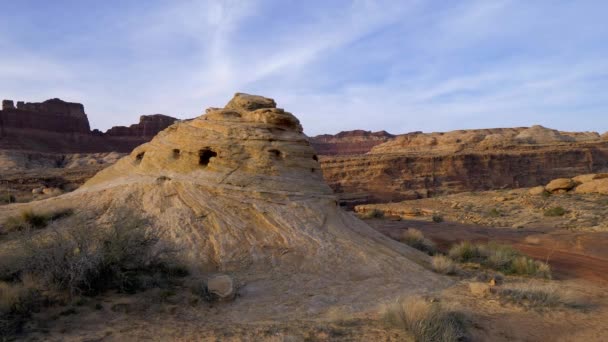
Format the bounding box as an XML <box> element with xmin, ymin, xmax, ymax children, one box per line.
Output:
<box><xmin>544</xmin><ymin>206</ymin><xmax>566</xmax><ymax>217</ymax></box>
<box><xmin>431</xmin><ymin>255</ymin><xmax>457</xmax><ymax>275</ymax></box>
<box><xmin>383</xmin><ymin>296</ymin><xmax>468</xmax><ymax>342</ymax></box>
<box><xmin>432</xmin><ymin>213</ymin><xmax>444</xmax><ymax>223</ymax></box>
<box><xmin>495</xmin><ymin>283</ymin><xmax>568</xmax><ymax>309</ymax></box>
<box><xmin>0</xmin><ymin>211</ymin><xmax>186</xmax><ymax>339</ymax></box>
<box><xmin>448</xmin><ymin>241</ymin><xmax>482</xmax><ymax>263</ymax></box>
<box><xmin>357</xmin><ymin>209</ymin><xmax>384</xmax><ymax>219</ymax></box>
<box><xmin>0</xmin><ymin>281</ymin><xmax>39</xmax><ymax>338</ymax></box>
<box><xmin>18</xmin><ymin>213</ymin><xmax>182</xmax><ymax>295</ymax></box>
<box><xmin>0</xmin><ymin>194</ymin><xmax>16</xmax><ymax>205</ymax></box>
<box><xmin>448</xmin><ymin>241</ymin><xmax>551</xmax><ymax>278</ymax></box>
<box><xmin>400</xmin><ymin>228</ymin><xmax>436</xmax><ymax>255</ymax></box>
<box><xmin>488</xmin><ymin>208</ymin><xmax>501</xmax><ymax>218</ymax></box>
<box><xmin>2</xmin><ymin>208</ymin><xmax>73</xmax><ymax>234</ymax></box>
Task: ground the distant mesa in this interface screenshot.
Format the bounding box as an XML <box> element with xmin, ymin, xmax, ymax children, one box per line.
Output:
<box><xmin>0</xmin><ymin>97</ymin><xmax>178</xmax><ymax>152</ymax></box>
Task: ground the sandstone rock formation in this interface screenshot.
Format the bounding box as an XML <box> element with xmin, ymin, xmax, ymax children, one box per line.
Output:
<box><xmin>2</xmin><ymin>94</ymin><xmax>440</xmax><ymax>299</ymax></box>
<box><xmin>545</xmin><ymin>178</ymin><xmax>576</xmax><ymax>193</ymax></box>
<box><xmin>319</xmin><ymin>126</ymin><xmax>608</xmax><ymax>205</ymax></box>
<box><xmin>105</xmin><ymin>114</ymin><xmax>177</xmax><ymax>137</ymax></box>
<box><xmin>309</xmin><ymin>130</ymin><xmax>395</xmax><ymax>155</ymax></box>
<box><xmin>0</xmin><ymin>98</ymin><xmax>177</xmax><ymax>153</ymax></box>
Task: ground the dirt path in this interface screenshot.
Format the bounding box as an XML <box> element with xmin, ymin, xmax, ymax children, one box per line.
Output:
<box><xmin>367</xmin><ymin>218</ymin><xmax>608</xmax><ymax>285</ymax></box>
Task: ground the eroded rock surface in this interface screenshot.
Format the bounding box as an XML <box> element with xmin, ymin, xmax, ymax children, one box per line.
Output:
<box><xmin>319</xmin><ymin>126</ymin><xmax>608</xmax><ymax>205</ymax></box>
<box><xmin>0</xmin><ymin>97</ymin><xmax>177</xmax><ymax>153</ymax></box>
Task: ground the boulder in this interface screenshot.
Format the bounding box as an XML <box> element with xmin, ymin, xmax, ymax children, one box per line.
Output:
<box><xmin>574</xmin><ymin>178</ymin><xmax>608</xmax><ymax>195</ymax></box>
<box><xmin>545</xmin><ymin>178</ymin><xmax>576</xmax><ymax>192</ymax></box>
<box><xmin>225</xmin><ymin>92</ymin><xmax>276</xmax><ymax>111</ymax></box>
<box><xmin>528</xmin><ymin>186</ymin><xmax>546</xmax><ymax>195</ymax></box>
<box><xmin>32</xmin><ymin>187</ymin><xmax>44</xmax><ymax>195</ymax></box>
<box><xmin>207</xmin><ymin>275</ymin><xmax>235</xmax><ymax>301</ymax></box>
<box><xmin>573</xmin><ymin>174</ymin><xmax>599</xmax><ymax>183</ymax></box>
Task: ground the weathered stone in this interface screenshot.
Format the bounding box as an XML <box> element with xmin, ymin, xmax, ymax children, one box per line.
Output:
<box><xmin>309</xmin><ymin>130</ymin><xmax>395</xmax><ymax>155</ymax></box>
<box><xmin>105</xmin><ymin>114</ymin><xmax>178</xmax><ymax>137</ymax></box>
<box><xmin>2</xmin><ymin>100</ymin><xmax>15</xmax><ymax>110</ymax></box>
<box><xmin>546</xmin><ymin>178</ymin><xmax>576</xmax><ymax>193</ymax></box>
<box><xmin>207</xmin><ymin>275</ymin><xmax>235</xmax><ymax>301</ymax></box>
<box><xmin>528</xmin><ymin>186</ymin><xmax>546</xmax><ymax>195</ymax></box>
<box><xmin>574</xmin><ymin>178</ymin><xmax>608</xmax><ymax>195</ymax></box>
<box><xmin>225</xmin><ymin>92</ymin><xmax>276</xmax><ymax>111</ymax></box>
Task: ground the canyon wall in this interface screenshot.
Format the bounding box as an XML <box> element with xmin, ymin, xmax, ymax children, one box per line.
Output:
<box><xmin>316</xmin><ymin>126</ymin><xmax>608</xmax><ymax>206</ymax></box>
<box><xmin>309</xmin><ymin>130</ymin><xmax>395</xmax><ymax>155</ymax></box>
<box><xmin>0</xmin><ymin>98</ymin><xmax>178</xmax><ymax>153</ymax></box>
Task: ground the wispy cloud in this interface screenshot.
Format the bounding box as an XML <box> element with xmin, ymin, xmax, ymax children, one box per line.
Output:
<box><xmin>0</xmin><ymin>0</ymin><xmax>606</xmax><ymax>135</ymax></box>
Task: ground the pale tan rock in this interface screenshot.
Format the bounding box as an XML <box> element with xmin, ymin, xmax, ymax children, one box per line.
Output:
<box><xmin>573</xmin><ymin>174</ymin><xmax>597</xmax><ymax>183</ymax></box>
<box><xmin>42</xmin><ymin>187</ymin><xmax>62</xmax><ymax>196</ymax></box>
<box><xmin>545</xmin><ymin>178</ymin><xmax>576</xmax><ymax>192</ymax></box>
<box><xmin>207</xmin><ymin>275</ymin><xmax>235</xmax><ymax>300</ymax></box>
<box><xmin>469</xmin><ymin>282</ymin><xmax>491</xmax><ymax>296</ymax></box>
<box><xmin>528</xmin><ymin>186</ymin><xmax>546</xmax><ymax>195</ymax></box>
<box><xmin>32</xmin><ymin>187</ymin><xmax>43</xmax><ymax>195</ymax></box>
<box><xmin>14</xmin><ymin>93</ymin><xmax>443</xmax><ymax>304</ymax></box>
<box><xmin>574</xmin><ymin>178</ymin><xmax>608</xmax><ymax>195</ymax></box>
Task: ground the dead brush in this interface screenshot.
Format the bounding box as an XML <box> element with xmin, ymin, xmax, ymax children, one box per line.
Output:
<box><xmin>383</xmin><ymin>296</ymin><xmax>468</xmax><ymax>342</ymax></box>
<box><xmin>400</xmin><ymin>228</ymin><xmax>436</xmax><ymax>255</ymax></box>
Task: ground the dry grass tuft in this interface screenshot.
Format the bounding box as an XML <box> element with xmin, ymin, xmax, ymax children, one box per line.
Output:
<box><xmin>494</xmin><ymin>283</ymin><xmax>582</xmax><ymax>309</ymax></box>
<box><xmin>1</xmin><ymin>208</ymin><xmax>73</xmax><ymax>234</ymax></box>
<box><xmin>431</xmin><ymin>255</ymin><xmax>457</xmax><ymax>275</ymax></box>
<box><xmin>448</xmin><ymin>241</ymin><xmax>551</xmax><ymax>278</ymax></box>
<box><xmin>383</xmin><ymin>296</ymin><xmax>468</xmax><ymax>342</ymax></box>
<box><xmin>400</xmin><ymin>228</ymin><xmax>436</xmax><ymax>255</ymax></box>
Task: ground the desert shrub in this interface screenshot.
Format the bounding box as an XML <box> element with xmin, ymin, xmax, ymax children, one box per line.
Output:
<box><xmin>0</xmin><ymin>281</ymin><xmax>40</xmax><ymax>338</ymax></box>
<box><xmin>496</xmin><ymin>283</ymin><xmax>562</xmax><ymax>308</ymax></box>
<box><xmin>400</xmin><ymin>229</ymin><xmax>436</xmax><ymax>255</ymax></box>
<box><xmin>487</xmin><ymin>208</ymin><xmax>501</xmax><ymax>218</ymax></box>
<box><xmin>448</xmin><ymin>241</ymin><xmax>551</xmax><ymax>278</ymax></box>
<box><xmin>358</xmin><ymin>209</ymin><xmax>384</xmax><ymax>219</ymax></box>
<box><xmin>544</xmin><ymin>206</ymin><xmax>566</xmax><ymax>217</ymax></box>
<box><xmin>432</xmin><ymin>213</ymin><xmax>444</xmax><ymax>223</ymax></box>
<box><xmin>448</xmin><ymin>241</ymin><xmax>482</xmax><ymax>263</ymax></box>
<box><xmin>508</xmin><ymin>256</ymin><xmax>551</xmax><ymax>278</ymax></box>
<box><xmin>19</xmin><ymin>213</ymin><xmax>181</xmax><ymax>296</ymax></box>
<box><xmin>541</xmin><ymin>191</ymin><xmax>551</xmax><ymax>199</ymax></box>
<box><xmin>431</xmin><ymin>255</ymin><xmax>456</xmax><ymax>275</ymax></box>
<box><xmin>2</xmin><ymin>208</ymin><xmax>73</xmax><ymax>234</ymax></box>
<box><xmin>383</xmin><ymin>296</ymin><xmax>468</xmax><ymax>342</ymax></box>
<box><xmin>480</xmin><ymin>243</ymin><xmax>520</xmax><ymax>270</ymax></box>
<box><xmin>0</xmin><ymin>194</ymin><xmax>16</xmax><ymax>205</ymax></box>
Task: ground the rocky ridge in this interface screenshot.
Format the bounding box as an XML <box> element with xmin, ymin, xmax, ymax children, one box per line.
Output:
<box><xmin>2</xmin><ymin>94</ymin><xmax>441</xmax><ymax>298</ymax></box>
<box><xmin>319</xmin><ymin>126</ymin><xmax>608</xmax><ymax>206</ymax></box>
<box><xmin>0</xmin><ymin>98</ymin><xmax>178</xmax><ymax>153</ymax></box>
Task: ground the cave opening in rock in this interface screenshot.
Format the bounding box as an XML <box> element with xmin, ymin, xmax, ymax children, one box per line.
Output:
<box><xmin>172</xmin><ymin>149</ymin><xmax>181</xmax><ymax>159</ymax></box>
<box><xmin>312</xmin><ymin>155</ymin><xmax>318</xmax><ymax>161</ymax></box>
<box><xmin>268</xmin><ymin>149</ymin><xmax>283</xmax><ymax>160</ymax></box>
<box><xmin>135</xmin><ymin>152</ymin><xmax>145</xmax><ymax>163</ymax></box>
<box><xmin>199</xmin><ymin>148</ymin><xmax>217</xmax><ymax>166</ymax></box>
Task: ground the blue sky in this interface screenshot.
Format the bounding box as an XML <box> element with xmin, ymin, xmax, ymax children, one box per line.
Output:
<box><xmin>1</xmin><ymin>0</ymin><xmax>607</xmax><ymax>135</ymax></box>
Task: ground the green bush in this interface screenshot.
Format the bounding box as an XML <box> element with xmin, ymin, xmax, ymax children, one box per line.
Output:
<box><xmin>544</xmin><ymin>206</ymin><xmax>566</xmax><ymax>217</ymax></box>
<box><xmin>432</xmin><ymin>214</ymin><xmax>444</xmax><ymax>223</ymax></box>
<box><xmin>383</xmin><ymin>296</ymin><xmax>468</xmax><ymax>342</ymax></box>
<box><xmin>400</xmin><ymin>229</ymin><xmax>436</xmax><ymax>255</ymax></box>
